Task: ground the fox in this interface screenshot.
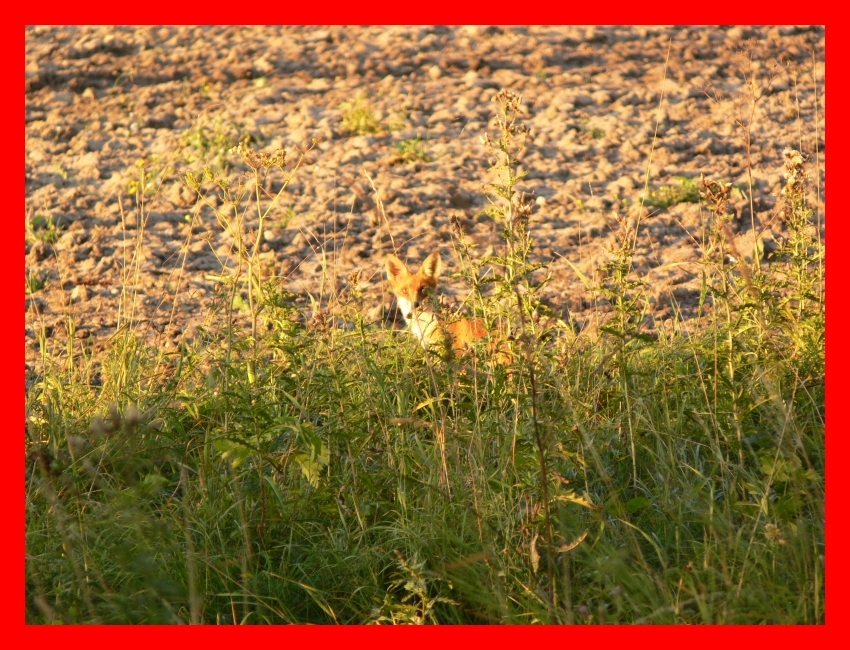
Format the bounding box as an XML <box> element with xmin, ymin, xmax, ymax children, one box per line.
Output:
<box><xmin>384</xmin><ymin>250</ymin><xmax>511</xmax><ymax>364</ymax></box>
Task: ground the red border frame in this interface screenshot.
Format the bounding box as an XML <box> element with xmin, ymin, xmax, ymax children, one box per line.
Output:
<box><xmin>15</xmin><ymin>7</ymin><xmax>838</xmax><ymax>646</ymax></box>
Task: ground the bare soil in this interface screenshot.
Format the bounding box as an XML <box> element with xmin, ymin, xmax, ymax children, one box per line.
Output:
<box><xmin>25</xmin><ymin>25</ymin><xmax>825</xmax><ymax>370</ymax></box>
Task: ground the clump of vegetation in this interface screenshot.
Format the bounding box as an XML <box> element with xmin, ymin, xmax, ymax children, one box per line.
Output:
<box><xmin>26</xmin><ymin>212</ymin><xmax>58</xmax><ymax>244</ymax></box>
<box><xmin>578</xmin><ymin>116</ymin><xmax>605</xmax><ymax>141</ymax></box>
<box><xmin>643</xmin><ymin>175</ymin><xmax>700</xmax><ymax>209</ymax></box>
<box><xmin>178</xmin><ymin>116</ymin><xmax>247</xmax><ymax>171</ymax></box>
<box><xmin>394</xmin><ymin>137</ymin><xmax>430</xmax><ymax>163</ymax></box>
<box><xmin>125</xmin><ymin>156</ymin><xmax>168</xmax><ymax>197</ymax></box>
<box><xmin>25</xmin><ymin>271</ymin><xmax>46</xmax><ymax>294</ymax></box>
<box><xmin>387</xmin><ymin>107</ymin><xmax>410</xmax><ymax>131</ymax></box>
<box><xmin>25</xmin><ymin>77</ymin><xmax>823</xmax><ymax>625</ymax></box>
<box><xmin>339</xmin><ymin>94</ymin><xmax>380</xmax><ymax>136</ymax></box>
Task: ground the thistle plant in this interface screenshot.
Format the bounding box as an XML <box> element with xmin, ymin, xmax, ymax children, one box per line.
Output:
<box><xmin>477</xmin><ymin>89</ymin><xmax>560</xmax><ymax>616</ymax></box>
<box><xmin>698</xmin><ymin>175</ymin><xmax>737</xmax><ymax>302</ymax></box>
<box><xmin>776</xmin><ymin>148</ymin><xmax>821</xmax><ymax>319</ymax></box>
<box><xmin>371</xmin><ymin>550</ymin><xmax>458</xmax><ymax>625</ymax></box>
<box><xmin>479</xmin><ymin>90</ymin><xmax>550</xmax><ymax>334</ymax></box>
<box><xmin>698</xmin><ymin>173</ymin><xmax>770</xmax><ymax>341</ymax></box>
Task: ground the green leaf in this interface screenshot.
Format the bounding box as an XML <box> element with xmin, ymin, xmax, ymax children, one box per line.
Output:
<box><xmin>213</xmin><ymin>438</ymin><xmax>252</xmax><ymax>468</ymax></box>
<box><xmin>529</xmin><ymin>532</ymin><xmax>540</xmax><ymax>574</ymax></box>
<box><xmin>294</xmin><ymin>433</ymin><xmax>329</xmax><ymax>488</ymax></box>
<box><xmin>551</xmin><ymin>491</ymin><xmax>598</xmax><ymax>509</ymax></box>
<box><xmin>625</xmin><ymin>497</ymin><xmax>650</xmax><ymax>513</ymax></box>
<box><xmin>263</xmin><ymin>475</ymin><xmax>287</xmax><ymax>513</ymax></box>
<box><xmin>295</xmin><ymin>452</ymin><xmax>322</xmax><ymax>487</ymax></box>
<box><xmin>564</xmin><ymin>258</ymin><xmax>593</xmax><ymax>291</ymax></box>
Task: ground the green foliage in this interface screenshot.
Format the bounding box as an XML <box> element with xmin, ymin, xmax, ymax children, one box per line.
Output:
<box><xmin>125</xmin><ymin>155</ymin><xmax>172</xmax><ymax>197</ymax></box>
<box><xmin>643</xmin><ymin>176</ymin><xmax>700</xmax><ymax>209</ymax></box>
<box><xmin>387</xmin><ymin>108</ymin><xmax>410</xmax><ymax>132</ymax></box>
<box><xmin>25</xmin><ymin>271</ymin><xmax>46</xmax><ymax>294</ymax></box>
<box><xmin>339</xmin><ymin>94</ymin><xmax>380</xmax><ymax>136</ymax></box>
<box><xmin>26</xmin><ymin>212</ymin><xmax>57</xmax><ymax>244</ymax></box>
<box><xmin>394</xmin><ymin>137</ymin><xmax>430</xmax><ymax>163</ymax></box>
<box><xmin>178</xmin><ymin>117</ymin><xmax>242</xmax><ymax>170</ymax></box>
<box><xmin>371</xmin><ymin>552</ymin><xmax>458</xmax><ymax>624</ymax></box>
<box><xmin>579</xmin><ymin>116</ymin><xmax>605</xmax><ymax>141</ymax></box>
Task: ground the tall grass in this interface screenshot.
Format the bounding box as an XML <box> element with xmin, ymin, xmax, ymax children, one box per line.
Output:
<box><xmin>25</xmin><ymin>86</ymin><xmax>823</xmax><ymax>624</ymax></box>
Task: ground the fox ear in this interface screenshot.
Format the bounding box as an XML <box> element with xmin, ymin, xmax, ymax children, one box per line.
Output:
<box><xmin>420</xmin><ymin>250</ymin><xmax>443</xmax><ymax>280</ymax></box>
<box><xmin>385</xmin><ymin>254</ymin><xmax>408</xmax><ymax>281</ymax></box>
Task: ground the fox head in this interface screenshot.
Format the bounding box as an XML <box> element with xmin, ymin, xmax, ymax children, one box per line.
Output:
<box><xmin>385</xmin><ymin>251</ymin><xmax>443</xmax><ymax>321</ymax></box>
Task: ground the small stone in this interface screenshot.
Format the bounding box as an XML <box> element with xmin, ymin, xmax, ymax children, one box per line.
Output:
<box><xmin>307</xmin><ymin>77</ymin><xmax>329</xmax><ymax>90</ymax></box>
<box><xmin>726</xmin><ymin>27</ymin><xmax>748</xmax><ymax>40</ymax></box>
<box><xmin>253</xmin><ymin>56</ymin><xmax>274</xmax><ymax>74</ymax></box>
<box><xmin>591</xmin><ymin>90</ymin><xmax>611</xmax><ymax>105</ymax></box>
<box><xmin>71</xmin><ymin>285</ymin><xmax>89</xmax><ymax>303</ymax></box>
<box><xmin>428</xmin><ymin>108</ymin><xmax>455</xmax><ymax>124</ymax></box>
<box><xmin>349</xmin><ymin>135</ymin><xmax>375</xmax><ymax>149</ymax></box>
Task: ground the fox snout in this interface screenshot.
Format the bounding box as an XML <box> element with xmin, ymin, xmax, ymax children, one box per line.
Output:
<box><xmin>404</xmin><ymin>285</ymin><xmax>434</xmax><ymax>316</ymax></box>
<box><xmin>412</xmin><ymin>289</ymin><xmax>429</xmax><ymax>310</ymax></box>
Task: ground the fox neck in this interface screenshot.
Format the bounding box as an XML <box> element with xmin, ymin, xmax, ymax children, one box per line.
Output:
<box><xmin>396</xmin><ymin>296</ymin><xmax>442</xmax><ymax>349</ymax></box>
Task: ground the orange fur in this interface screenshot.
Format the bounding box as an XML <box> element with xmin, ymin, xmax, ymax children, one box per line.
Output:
<box><xmin>385</xmin><ymin>251</ymin><xmax>511</xmax><ymax>364</ymax></box>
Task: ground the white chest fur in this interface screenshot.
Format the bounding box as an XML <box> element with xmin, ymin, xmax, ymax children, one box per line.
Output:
<box><xmin>396</xmin><ymin>296</ymin><xmax>441</xmax><ymax>349</ymax></box>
